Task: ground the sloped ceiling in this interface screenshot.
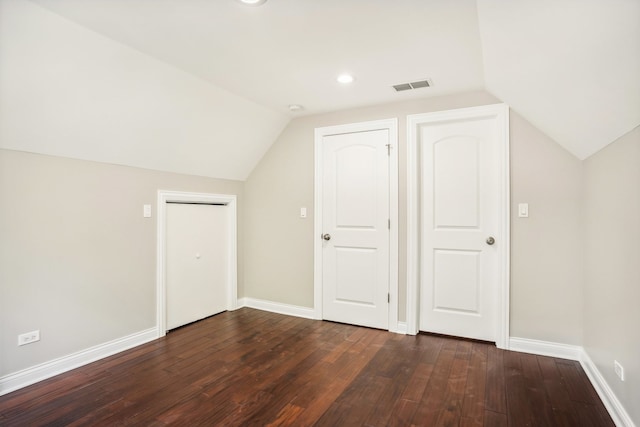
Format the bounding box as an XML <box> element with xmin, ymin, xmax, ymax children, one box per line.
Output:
<box><xmin>27</xmin><ymin>0</ymin><xmax>487</xmax><ymax>113</ymax></box>
<box><xmin>477</xmin><ymin>0</ymin><xmax>640</xmax><ymax>159</ymax></box>
<box><xmin>1</xmin><ymin>0</ymin><xmax>638</xmax><ymax>181</ymax></box>
<box><xmin>0</xmin><ymin>0</ymin><xmax>290</xmax><ymax>181</ymax></box>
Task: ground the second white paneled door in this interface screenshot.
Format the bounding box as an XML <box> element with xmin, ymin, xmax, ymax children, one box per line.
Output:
<box><xmin>318</xmin><ymin>124</ymin><xmax>392</xmax><ymax>330</ymax></box>
<box><xmin>415</xmin><ymin>107</ymin><xmax>508</xmax><ymax>342</ymax></box>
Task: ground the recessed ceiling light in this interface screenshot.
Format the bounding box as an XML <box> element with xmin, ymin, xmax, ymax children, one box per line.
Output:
<box><xmin>337</xmin><ymin>74</ymin><xmax>355</xmax><ymax>84</ymax></box>
<box><xmin>238</xmin><ymin>0</ymin><xmax>267</xmax><ymax>5</ymax></box>
<box><xmin>288</xmin><ymin>104</ymin><xmax>304</xmax><ymax>112</ymax></box>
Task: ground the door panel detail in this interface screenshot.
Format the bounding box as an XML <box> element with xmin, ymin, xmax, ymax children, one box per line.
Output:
<box><xmin>334</xmin><ymin>246</ymin><xmax>377</xmax><ymax>306</ymax></box>
<box><xmin>336</xmin><ymin>145</ymin><xmax>377</xmax><ymax>229</ymax></box>
<box><xmin>434</xmin><ymin>136</ymin><xmax>480</xmax><ymax>229</ymax></box>
<box><xmin>433</xmin><ymin>249</ymin><xmax>480</xmax><ymax>314</ymax></box>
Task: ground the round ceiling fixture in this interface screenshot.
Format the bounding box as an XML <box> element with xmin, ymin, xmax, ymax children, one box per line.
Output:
<box><xmin>288</xmin><ymin>104</ymin><xmax>304</xmax><ymax>112</ymax></box>
<box><xmin>337</xmin><ymin>74</ymin><xmax>355</xmax><ymax>84</ymax></box>
<box><xmin>238</xmin><ymin>0</ymin><xmax>267</xmax><ymax>5</ymax></box>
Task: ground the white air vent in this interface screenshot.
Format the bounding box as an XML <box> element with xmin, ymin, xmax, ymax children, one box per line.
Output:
<box><xmin>393</xmin><ymin>79</ymin><xmax>432</xmax><ymax>92</ymax></box>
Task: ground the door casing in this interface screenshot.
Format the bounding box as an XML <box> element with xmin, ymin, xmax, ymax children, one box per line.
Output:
<box><xmin>406</xmin><ymin>104</ymin><xmax>510</xmax><ymax>349</ymax></box>
<box><xmin>156</xmin><ymin>190</ymin><xmax>238</xmax><ymax>337</ymax></box>
<box><xmin>314</xmin><ymin>118</ymin><xmax>400</xmax><ymax>333</ymax></box>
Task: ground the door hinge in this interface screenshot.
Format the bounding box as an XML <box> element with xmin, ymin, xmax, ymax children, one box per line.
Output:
<box><xmin>388</xmin><ymin>219</ymin><xmax>390</xmax><ymax>229</ymax></box>
<box><xmin>387</xmin><ymin>293</ymin><xmax>390</xmax><ymax>303</ymax></box>
<box><xmin>385</xmin><ymin>143</ymin><xmax>391</xmax><ymax>156</ymax></box>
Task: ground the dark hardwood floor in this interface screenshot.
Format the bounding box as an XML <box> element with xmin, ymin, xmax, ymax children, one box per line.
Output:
<box><xmin>0</xmin><ymin>308</ymin><xmax>614</xmax><ymax>426</ymax></box>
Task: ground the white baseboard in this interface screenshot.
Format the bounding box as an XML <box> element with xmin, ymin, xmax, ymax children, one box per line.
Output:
<box><xmin>509</xmin><ymin>337</ymin><xmax>582</xmax><ymax>360</ymax></box>
<box><xmin>580</xmin><ymin>351</ymin><xmax>636</xmax><ymax>427</ymax></box>
<box><xmin>239</xmin><ymin>298</ymin><xmax>408</xmax><ymax>335</ymax></box>
<box><xmin>393</xmin><ymin>321</ymin><xmax>408</xmax><ymax>334</ymax></box>
<box><xmin>0</xmin><ymin>328</ymin><xmax>158</xmax><ymax>396</ymax></box>
<box><xmin>239</xmin><ymin>297</ymin><xmax>316</xmax><ymax>319</ymax></box>
<box><xmin>508</xmin><ymin>337</ymin><xmax>635</xmax><ymax>427</ymax></box>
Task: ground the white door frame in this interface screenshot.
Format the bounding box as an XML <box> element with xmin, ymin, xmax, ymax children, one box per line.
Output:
<box><xmin>406</xmin><ymin>104</ymin><xmax>510</xmax><ymax>349</ymax></box>
<box><xmin>156</xmin><ymin>190</ymin><xmax>238</xmax><ymax>337</ymax></box>
<box><xmin>313</xmin><ymin>118</ymin><xmax>400</xmax><ymax>333</ymax></box>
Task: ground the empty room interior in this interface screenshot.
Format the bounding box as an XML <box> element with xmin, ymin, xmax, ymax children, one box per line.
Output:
<box><xmin>0</xmin><ymin>0</ymin><xmax>638</xmax><ymax>425</ymax></box>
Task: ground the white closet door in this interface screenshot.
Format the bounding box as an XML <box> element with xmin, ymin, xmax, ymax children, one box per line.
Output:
<box><xmin>166</xmin><ymin>203</ymin><xmax>227</xmax><ymax>330</ymax></box>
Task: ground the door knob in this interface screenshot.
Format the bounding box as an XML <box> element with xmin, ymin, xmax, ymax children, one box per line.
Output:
<box><xmin>486</xmin><ymin>236</ymin><xmax>495</xmax><ymax>245</ymax></box>
<box><xmin>322</xmin><ymin>233</ymin><xmax>331</xmax><ymax>241</ymax></box>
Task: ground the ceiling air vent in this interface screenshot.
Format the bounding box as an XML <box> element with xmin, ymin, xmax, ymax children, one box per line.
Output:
<box><xmin>393</xmin><ymin>79</ymin><xmax>432</xmax><ymax>92</ymax></box>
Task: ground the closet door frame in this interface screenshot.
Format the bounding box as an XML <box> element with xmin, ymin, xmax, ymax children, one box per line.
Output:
<box><xmin>156</xmin><ymin>190</ymin><xmax>238</xmax><ymax>337</ymax></box>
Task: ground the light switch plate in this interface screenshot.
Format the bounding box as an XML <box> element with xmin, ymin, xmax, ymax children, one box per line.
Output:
<box><xmin>143</xmin><ymin>204</ymin><xmax>152</xmax><ymax>218</ymax></box>
<box><xmin>518</xmin><ymin>203</ymin><xmax>529</xmax><ymax>218</ymax></box>
<box><xmin>300</xmin><ymin>207</ymin><xmax>307</xmax><ymax>218</ymax></box>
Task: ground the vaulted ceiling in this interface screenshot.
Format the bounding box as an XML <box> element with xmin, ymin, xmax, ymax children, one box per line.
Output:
<box><xmin>2</xmin><ymin>0</ymin><xmax>639</xmax><ymax>179</ymax></box>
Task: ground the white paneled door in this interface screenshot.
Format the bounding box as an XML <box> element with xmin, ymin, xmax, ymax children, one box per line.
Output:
<box><xmin>320</xmin><ymin>128</ymin><xmax>390</xmax><ymax>330</ymax></box>
<box><xmin>419</xmin><ymin>115</ymin><xmax>503</xmax><ymax>341</ymax></box>
<box><xmin>166</xmin><ymin>203</ymin><xmax>228</xmax><ymax>330</ymax></box>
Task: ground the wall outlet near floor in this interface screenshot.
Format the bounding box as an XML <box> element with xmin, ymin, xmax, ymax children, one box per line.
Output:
<box><xmin>614</xmin><ymin>360</ymin><xmax>625</xmax><ymax>381</ymax></box>
<box><xmin>18</xmin><ymin>330</ymin><xmax>40</xmax><ymax>346</ymax></box>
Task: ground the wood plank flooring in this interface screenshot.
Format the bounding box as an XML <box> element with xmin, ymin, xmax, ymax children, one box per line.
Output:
<box><xmin>0</xmin><ymin>308</ymin><xmax>614</xmax><ymax>426</ymax></box>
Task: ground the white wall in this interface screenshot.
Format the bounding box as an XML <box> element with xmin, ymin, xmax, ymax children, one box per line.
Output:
<box><xmin>0</xmin><ymin>149</ymin><xmax>244</xmax><ymax>376</ymax></box>
<box><xmin>584</xmin><ymin>126</ymin><xmax>640</xmax><ymax>425</ymax></box>
<box><xmin>510</xmin><ymin>113</ymin><xmax>584</xmax><ymax>344</ymax></box>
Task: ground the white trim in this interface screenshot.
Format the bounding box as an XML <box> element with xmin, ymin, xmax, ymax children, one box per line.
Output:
<box><xmin>0</xmin><ymin>328</ymin><xmax>157</xmax><ymax>396</ymax></box>
<box><xmin>313</xmin><ymin>118</ymin><xmax>399</xmax><ymax>331</ymax></box>
<box><xmin>406</xmin><ymin>104</ymin><xmax>510</xmax><ymax>349</ymax></box>
<box><xmin>509</xmin><ymin>337</ymin><xmax>582</xmax><ymax>361</ymax></box>
<box><xmin>388</xmin><ymin>120</ymin><xmax>400</xmax><ymax>334</ymax></box>
<box><xmin>406</xmin><ymin>112</ymin><xmax>420</xmax><ymax>336</ymax></box>
<box><xmin>156</xmin><ymin>190</ymin><xmax>238</xmax><ymax>337</ymax></box>
<box><xmin>240</xmin><ymin>297</ymin><xmax>315</xmax><ymax>319</ymax></box>
<box><xmin>239</xmin><ymin>297</ymin><xmax>407</xmax><ymax>334</ymax></box>
<box><xmin>313</xmin><ymin>133</ymin><xmax>323</xmax><ymax>320</ymax></box>
<box><xmin>498</xmin><ymin>106</ymin><xmax>511</xmax><ymax>349</ymax></box>
<box><xmin>393</xmin><ymin>321</ymin><xmax>408</xmax><ymax>335</ymax></box>
<box><xmin>581</xmin><ymin>351</ymin><xmax>636</xmax><ymax>427</ymax></box>
<box><xmin>228</xmin><ymin>298</ymin><xmax>244</xmax><ymax>311</ymax></box>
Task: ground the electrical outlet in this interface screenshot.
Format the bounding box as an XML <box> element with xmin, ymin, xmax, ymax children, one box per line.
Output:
<box><xmin>614</xmin><ymin>360</ymin><xmax>625</xmax><ymax>381</ymax></box>
<box><xmin>18</xmin><ymin>330</ymin><xmax>40</xmax><ymax>346</ymax></box>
